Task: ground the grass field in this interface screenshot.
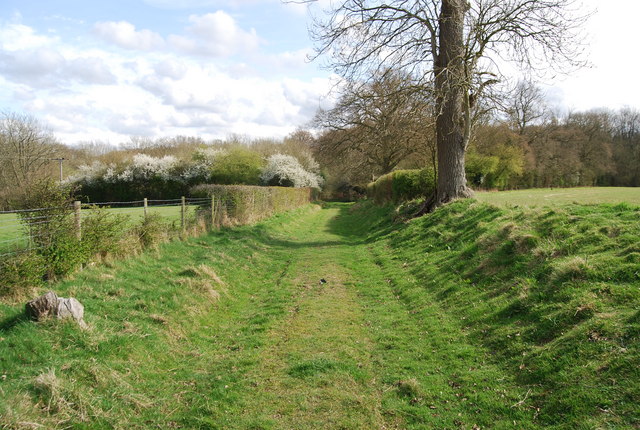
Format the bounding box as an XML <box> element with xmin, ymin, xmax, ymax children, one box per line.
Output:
<box><xmin>476</xmin><ymin>186</ymin><xmax>640</xmax><ymax>207</ymax></box>
<box><xmin>0</xmin><ymin>213</ymin><xmax>23</xmax><ymax>253</ymax></box>
<box><xmin>1</xmin><ymin>196</ymin><xmax>638</xmax><ymax>428</ymax></box>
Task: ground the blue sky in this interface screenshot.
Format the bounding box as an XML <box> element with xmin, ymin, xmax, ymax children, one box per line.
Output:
<box><xmin>1</xmin><ymin>0</ymin><xmax>639</xmax><ymax>145</ymax></box>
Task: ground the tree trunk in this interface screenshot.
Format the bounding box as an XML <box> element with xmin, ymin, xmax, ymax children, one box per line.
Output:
<box><xmin>421</xmin><ymin>0</ymin><xmax>474</xmax><ymax>213</ymax></box>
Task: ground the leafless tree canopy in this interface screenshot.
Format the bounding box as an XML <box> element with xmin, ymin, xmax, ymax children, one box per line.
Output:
<box><xmin>309</xmin><ymin>0</ymin><xmax>586</xmax><ymax>87</ymax></box>
<box><xmin>505</xmin><ymin>80</ymin><xmax>549</xmax><ymax>134</ymax></box>
<box><xmin>0</xmin><ymin>112</ymin><xmax>58</xmax><ymax>189</ymax></box>
<box><xmin>314</xmin><ymin>70</ymin><xmax>435</xmax><ymax>175</ymax></box>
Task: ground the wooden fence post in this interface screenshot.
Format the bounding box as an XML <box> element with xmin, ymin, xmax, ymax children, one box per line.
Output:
<box><xmin>181</xmin><ymin>196</ymin><xmax>186</xmax><ymax>231</ymax></box>
<box><xmin>211</xmin><ymin>195</ymin><xmax>216</xmax><ymax>230</ymax></box>
<box><xmin>143</xmin><ymin>197</ymin><xmax>148</xmax><ymax>219</ymax></box>
<box><xmin>74</xmin><ymin>201</ymin><xmax>82</xmax><ymax>241</ymax></box>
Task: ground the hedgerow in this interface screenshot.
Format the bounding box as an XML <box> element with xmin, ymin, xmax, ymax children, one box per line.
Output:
<box><xmin>68</xmin><ymin>150</ymin><xmax>322</xmax><ymax>202</ymax></box>
<box><xmin>191</xmin><ymin>184</ymin><xmax>315</xmax><ymax>226</ymax></box>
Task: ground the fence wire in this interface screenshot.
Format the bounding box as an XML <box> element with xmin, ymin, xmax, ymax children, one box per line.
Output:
<box><xmin>0</xmin><ymin>196</ymin><xmax>213</xmax><ymax>260</ymax></box>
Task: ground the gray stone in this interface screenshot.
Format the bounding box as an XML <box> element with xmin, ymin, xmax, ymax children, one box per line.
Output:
<box><xmin>56</xmin><ymin>297</ymin><xmax>87</xmax><ymax>328</ymax></box>
<box><xmin>25</xmin><ymin>291</ymin><xmax>59</xmax><ymax>321</ymax></box>
<box><xmin>25</xmin><ymin>291</ymin><xmax>87</xmax><ymax>328</ymax></box>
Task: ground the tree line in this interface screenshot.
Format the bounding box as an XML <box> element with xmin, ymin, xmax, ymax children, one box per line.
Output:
<box><xmin>311</xmin><ymin>73</ymin><xmax>640</xmax><ymax>194</ymax></box>
<box><xmin>469</xmin><ymin>107</ymin><xmax>640</xmax><ymax>190</ymax></box>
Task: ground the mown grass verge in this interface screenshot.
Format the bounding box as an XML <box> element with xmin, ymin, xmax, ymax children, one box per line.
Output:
<box><xmin>476</xmin><ymin>186</ymin><xmax>640</xmax><ymax>207</ymax></box>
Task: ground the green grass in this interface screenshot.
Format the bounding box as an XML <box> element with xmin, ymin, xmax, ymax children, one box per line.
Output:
<box><xmin>1</xmin><ymin>198</ymin><xmax>639</xmax><ymax>428</ymax></box>
<box><xmin>477</xmin><ymin>186</ymin><xmax>640</xmax><ymax>207</ymax></box>
<box><xmin>0</xmin><ymin>213</ymin><xmax>24</xmax><ymax>253</ymax></box>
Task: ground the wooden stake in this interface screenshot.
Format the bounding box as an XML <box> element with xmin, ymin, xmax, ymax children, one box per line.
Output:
<box><xmin>181</xmin><ymin>196</ymin><xmax>186</xmax><ymax>231</ymax></box>
<box><xmin>74</xmin><ymin>201</ymin><xmax>81</xmax><ymax>240</ymax></box>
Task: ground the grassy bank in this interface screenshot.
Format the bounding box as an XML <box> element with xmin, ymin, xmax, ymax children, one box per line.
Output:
<box><xmin>373</xmin><ymin>198</ymin><xmax>640</xmax><ymax>428</ymax></box>
<box><xmin>1</xmin><ymin>198</ymin><xmax>638</xmax><ymax>428</ymax></box>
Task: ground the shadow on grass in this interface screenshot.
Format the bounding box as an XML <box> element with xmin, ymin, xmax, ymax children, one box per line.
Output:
<box><xmin>0</xmin><ymin>311</ymin><xmax>27</xmax><ymax>331</ymax></box>
<box><xmin>210</xmin><ymin>202</ymin><xmax>397</xmax><ymax>253</ymax></box>
<box><xmin>323</xmin><ymin>202</ymin><xmax>402</xmax><ymax>244</ymax></box>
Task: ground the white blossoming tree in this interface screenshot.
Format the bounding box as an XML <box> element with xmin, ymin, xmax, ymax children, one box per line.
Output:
<box><xmin>260</xmin><ymin>154</ymin><xmax>324</xmax><ymax>189</ymax></box>
<box><xmin>119</xmin><ymin>154</ymin><xmax>178</xmax><ymax>182</ymax></box>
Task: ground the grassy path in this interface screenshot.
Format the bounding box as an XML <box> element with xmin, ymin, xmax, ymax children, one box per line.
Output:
<box><xmin>238</xmin><ymin>207</ymin><xmax>384</xmax><ymax>429</ymax></box>
<box><xmin>1</xmin><ymin>203</ymin><xmax>542</xmax><ymax>428</ymax></box>
<box><xmin>233</xmin><ymin>204</ymin><xmax>534</xmax><ymax>429</ymax></box>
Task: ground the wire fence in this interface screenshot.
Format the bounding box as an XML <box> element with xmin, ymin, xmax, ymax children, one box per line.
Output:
<box><xmin>0</xmin><ymin>186</ymin><xmax>314</xmax><ymax>265</ymax></box>
<box><xmin>0</xmin><ymin>197</ymin><xmax>213</xmax><ymax>259</ymax></box>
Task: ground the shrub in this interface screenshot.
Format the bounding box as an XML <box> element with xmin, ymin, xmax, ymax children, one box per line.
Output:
<box><xmin>466</xmin><ymin>144</ymin><xmax>524</xmax><ymax>190</ymax></box>
<box><xmin>192</xmin><ymin>184</ymin><xmax>314</xmax><ymax>227</ymax></box>
<box><xmin>81</xmin><ymin>207</ymin><xmax>130</xmax><ymax>258</ymax></box>
<box><xmin>260</xmin><ymin>154</ymin><xmax>324</xmax><ymax>189</ymax></box>
<box><xmin>0</xmin><ymin>251</ymin><xmax>46</xmax><ymax>298</ymax></box>
<box><xmin>40</xmin><ymin>231</ymin><xmax>85</xmax><ymax>279</ymax></box>
<box><xmin>210</xmin><ymin>147</ymin><xmax>265</xmax><ymax>185</ymax></box>
<box><xmin>134</xmin><ymin>213</ymin><xmax>171</xmax><ymax>249</ymax></box>
<box><xmin>367</xmin><ymin>168</ymin><xmax>435</xmax><ymax>205</ymax></box>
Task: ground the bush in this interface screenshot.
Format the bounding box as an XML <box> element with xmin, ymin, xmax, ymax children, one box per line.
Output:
<box><xmin>210</xmin><ymin>147</ymin><xmax>265</xmax><ymax>185</ymax></box>
<box><xmin>13</xmin><ymin>182</ymin><xmax>80</xmax><ymax>279</ymax></box>
<box><xmin>81</xmin><ymin>207</ymin><xmax>130</xmax><ymax>258</ymax></box>
<box><xmin>367</xmin><ymin>168</ymin><xmax>435</xmax><ymax>205</ymax></box>
<box><xmin>260</xmin><ymin>154</ymin><xmax>323</xmax><ymax>189</ymax></box>
<box><xmin>0</xmin><ymin>251</ymin><xmax>46</xmax><ymax>298</ymax></box>
<box><xmin>134</xmin><ymin>213</ymin><xmax>171</xmax><ymax>249</ymax></box>
<box><xmin>465</xmin><ymin>144</ymin><xmax>524</xmax><ymax>190</ymax></box>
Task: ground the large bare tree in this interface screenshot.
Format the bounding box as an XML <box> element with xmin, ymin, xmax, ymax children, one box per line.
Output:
<box><xmin>304</xmin><ymin>0</ymin><xmax>587</xmax><ymax>210</ymax></box>
<box><xmin>505</xmin><ymin>80</ymin><xmax>549</xmax><ymax>135</ymax></box>
<box><xmin>314</xmin><ymin>70</ymin><xmax>434</xmax><ymax>176</ymax></box>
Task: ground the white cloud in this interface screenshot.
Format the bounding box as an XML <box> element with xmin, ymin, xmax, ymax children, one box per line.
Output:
<box><xmin>545</xmin><ymin>0</ymin><xmax>640</xmax><ymax>112</ymax></box>
<box><xmin>154</xmin><ymin>59</ymin><xmax>188</xmax><ymax>79</ymax></box>
<box><xmin>61</xmin><ymin>57</ymin><xmax>117</xmax><ymax>85</ymax></box>
<box><xmin>93</xmin><ymin>12</ymin><xmax>260</xmax><ymax>58</ymax></box>
<box><xmin>143</xmin><ymin>0</ymin><xmax>273</xmax><ymax>9</ymax></box>
<box><xmin>0</xmin><ymin>16</ymin><xmax>332</xmax><ymax>144</ymax></box>
<box><xmin>0</xmin><ymin>48</ymin><xmax>64</xmax><ymax>80</ymax></box>
<box><xmin>168</xmin><ymin>12</ymin><xmax>260</xmax><ymax>57</ymax></box>
<box><xmin>93</xmin><ymin>21</ymin><xmax>165</xmax><ymax>51</ymax></box>
<box><xmin>0</xmin><ymin>46</ymin><xmax>117</xmax><ymax>88</ymax></box>
<box><xmin>0</xmin><ymin>22</ymin><xmax>57</xmax><ymax>51</ymax></box>
<box><xmin>268</xmin><ymin>48</ymin><xmax>312</xmax><ymax>70</ymax></box>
